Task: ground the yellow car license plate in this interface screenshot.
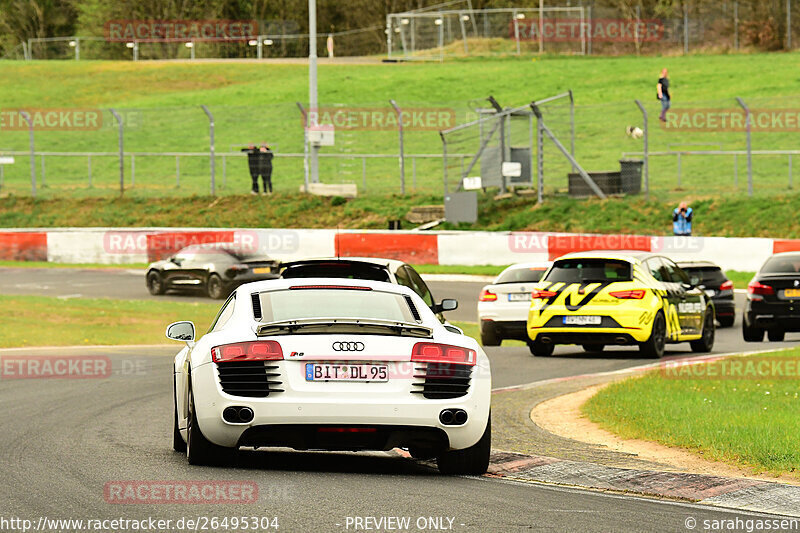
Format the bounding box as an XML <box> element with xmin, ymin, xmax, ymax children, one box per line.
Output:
<box><xmin>253</xmin><ymin>267</ymin><xmax>271</xmax><ymax>274</ymax></box>
<box><xmin>785</xmin><ymin>288</ymin><xmax>800</xmax><ymax>298</ymax></box>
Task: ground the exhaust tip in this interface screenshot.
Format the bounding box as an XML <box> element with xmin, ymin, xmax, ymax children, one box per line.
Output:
<box><xmin>439</xmin><ymin>409</ymin><xmax>455</xmax><ymax>425</ymax></box>
<box><xmin>222</xmin><ymin>406</ymin><xmax>254</xmax><ymax>424</ymax></box>
<box><xmin>453</xmin><ymin>409</ymin><xmax>468</xmax><ymax>425</ymax></box>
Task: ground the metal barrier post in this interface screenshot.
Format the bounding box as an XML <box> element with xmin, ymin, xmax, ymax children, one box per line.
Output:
<box><xmin>569</xmin><ymin>89</ymin><xmax>576</xmax><ymax>172</ymax></box>
<box><xmin>634</xmin><ymin>99</ymin><xmax>649</xmax><ymax>199</ymax></box>
<box><xmin>201</xmin><ymin>105</ymin><xmax>216</xmax><ymax>195</ymax></box>
<box><xmin>389</xmin><ymin>99</ymin><xmax>405</xmax><ymax>194</ymax></box>
<box><xmin>440</xmin><ymin>133</ymin><xmax>449</xmax><ymax>196</ymax></box>
<box><xmin>296</xmin><ymin>102</ymin><xmax>310</xmax><ymax>191</ymax></box>
<box><xmin>109</xmin><ymin>109</ymin><xmax>124</xmax><ymax>195</ymax></box>
<box><xmin>19</xmin><ymin>111</ymin><xmax>36</xmax><ymax>196</ymax></box>
<box><xmin>736</xmin><ymin>97</ymin><xmax>753</xmax><ymax>197</ymax></box>
<box><xmin>536</xmin><ymin>112</ymin><xmax>543</xmax><ymax>203</ymax></box>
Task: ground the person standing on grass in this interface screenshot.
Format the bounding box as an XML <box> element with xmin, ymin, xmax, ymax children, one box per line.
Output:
<box><xmin>257</xmin><ymin>143</ymin><xmax>274</xmax><ymax>195</ymax></box>
<box><xmin>673</xmin><ymin>201</ymin><xmax>693</xmax><ymax>236</ymax></box>
<box><xmin>241</xmin><ymin>144</ymin><xmax>260</xmax><ymax>195</ymax></box>
<box><xmin>657</xmin><ymin>68</ymin><xmax>671</xmax><ymax>123</ymax></box>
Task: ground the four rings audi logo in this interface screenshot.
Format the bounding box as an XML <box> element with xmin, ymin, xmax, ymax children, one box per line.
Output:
<box><xmin>332</xmin><ymin>341</ymin><xmax>365</xmax><ymax>351</ymax></box>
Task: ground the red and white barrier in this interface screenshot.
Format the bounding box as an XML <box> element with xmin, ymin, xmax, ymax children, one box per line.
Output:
<box><xmin>0</xmin><ymin>227</ymin><xmax>789</xmax><ymax>272</ymax></box>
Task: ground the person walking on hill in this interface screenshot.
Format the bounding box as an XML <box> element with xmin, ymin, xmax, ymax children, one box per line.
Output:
<box><xmin>241</xmin><ymin>144</ymin><xmax>260</xmax><ymax>195</ymax></box>
<box><xmin>257</xmin><ymin>143</ymin><xmax>274</xmax><ymax>195</ymax></box>
<box><xmin>657</xmin><ymin>68</ymin><xmax>671</xmax><ymax>123</ymax></box>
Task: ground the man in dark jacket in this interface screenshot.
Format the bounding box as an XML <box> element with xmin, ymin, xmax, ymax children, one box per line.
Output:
<box><xmin>241</xmin><ymin>144</ymin><xmax>260</xmax><ymax>195</ymax></box>
<box><xmin>258</xmin><ymin>143</ymin><xmax>274</xmax><ymax>195</ymax></box>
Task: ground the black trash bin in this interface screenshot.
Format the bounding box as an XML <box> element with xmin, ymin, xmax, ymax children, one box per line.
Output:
<box><xmin>568</xmin><ymin>171</ymin><xmax>620</xmax><ymax>197</ymax></box>
<box><xmin>619</xmin><ymin>159</ymin><xmax>644</xmax><ymax>194</ymax></box>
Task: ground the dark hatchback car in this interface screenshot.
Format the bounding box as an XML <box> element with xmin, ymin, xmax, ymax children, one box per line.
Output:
<box><xmin>146</xmin><ymin>245</ymin><xmax>280</xmax><ymax>299</ymax></box>
<box><xmin>743</xmin><ymin>252</ymin><xmax>800</xmax><ymax>342</ymax></box>
<box><xmin>676</xmin><ymin>261</ymin><xmax>735</xmax><ymax>327</ymax></box>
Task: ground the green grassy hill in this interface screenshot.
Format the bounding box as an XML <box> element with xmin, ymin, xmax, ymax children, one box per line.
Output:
<box><xmin>0</xmin><ymin>53</ymin><xmax>798</xmax><ymax>200</ymax></box>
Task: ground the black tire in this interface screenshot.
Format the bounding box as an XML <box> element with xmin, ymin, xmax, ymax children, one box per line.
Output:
<box><xmin>582</xmin><ymin>344</ymin><xmax>605</xmax><ymax>353</ymax></box>
<box><xmin>186</xmin><ymin>384</ymin><xmax>235</xmax><ymax>465</ymax></box>
<box><xmin>437</xmin><ymin>415</ymin><xmax>491</xmax><ymax>475</ymax></box>
<box><xmin>742</xmin><ymin>320</ymin><xmax>764</xmax><ymax>342</ymax></box>
<box><xmin>639</xmin><ymin>311</ymin><xmax>666</xmax><ymax>358</ymax></box>
<box><xmin>718</xmin><ymin>316</ymin><xmax>735</xmax><ymax>328</ymax></box>
<box><xmin>480</xmin><ymin>324</ymin><xmax>501</xmax><ymax>347</ymax></box>
<box><xmin>172</xmin><ymin>378</ymin><xmax>186</xmax><ymax>453</ymax></box>
<box><xmin>146</xmin><ymin>271</ymin><xmax>165</xmax><ymax>295</ymax></box>
<box><xmin>206</xmin><ymin>274</ymin><xmax>226</xmax><ymax>300</ymax></box>
<box><xmin>768</xmin><ymin>329</ymin><xmax>785</xmax><ymax>342</ymax></box>
<box><xmin>527</xmin><ymin>338</ymin><xmax>554</xmax><ymax>357</ymax></box>
<box><xmin>690</xmin><ymin>309</ymin><xmax>716</xmax><ymax>353</ymax></box>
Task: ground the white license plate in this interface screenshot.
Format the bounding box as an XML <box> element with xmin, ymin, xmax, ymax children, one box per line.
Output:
<box><xmin>305</xmin><ymin>363</ymin><xmax>388</xmax><ymax>382</ymax></box>
<box><xmin>705</xmin><ymin>289</ymin><xmax>716</xmax><ymax>297</ymax></box>
<box><xmin>508</xmin><ymin>293</ymin><xmax>531</xmax><ymax>302</ymax></box>
<box><xmin>563</xmin><ymin>315</ymin><xmax>602</xmax><ymax>325</ymax></box>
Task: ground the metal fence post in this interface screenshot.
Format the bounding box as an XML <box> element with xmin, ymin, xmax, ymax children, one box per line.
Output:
<box><xmin>75</xmin><ymin>38</ymin><xmax>80</xmax><ymax>60</ymax></box>
<box><xmin>222</xmin><ymin>155</ymin><xmax>227</xmax><ymax>189</ymax></box>
<box><xmin>389</xmin><ymin>99</ymin><xmax>405</xmax><ymax>194</ymax></box>
<box><xmin>19</xmin><ymin>111</ymin><xmax>36</xmax><ymax>196</ymax></box>
<box><xmin>569</xmin><ymin>89</ymin><xmax>576</xmax><ymax>172</ymax></box>
<box><xmin>40</xmin><ymin>155</ymin><xmax>46</xmax><ymax>188</ymax></box>
<box><xmin>634</xmin><ymin>99</ymin><xmax>649</xmax><ymax>199</ymax></box>
<box><xmin>735</xmin><ymin>97</ymin><xmax>753</xmax><ymax>196</ymax></box>
<box><xmin>296</xmin><ymin>102</ymin><xmax>310</xmax><ymax>191</ymax></box>
<box><xmin>201</xmin><ymin>105</ymin><xmax>216</xmax><ymax>195</ymax></box>
<box><xmin>412</xmin><ymin>156</ymin><xmax>417</xmax><ymax>189</ymax></box>
<box><xmin>684</xmin><ymin>3</ymin><xmax>689</xmax><ymax>54</ymax></box>
<box><xmin>87</xmin><ymin>154</ymin><xmax>92</xmax><ymax>187</ymax></box>
<box><xmin>536</xmin><ymin>112</ymin><xmax>544</xmax><ymax>203</ymax></box>
<box><xmin>440</xmin><ymin>132</ymin><xmax>449</xmax><ymax>196</ymax></box>
<box><xmin>362</xmin><ymin>157</ymin><xmax>367</xmax><ymax>192</ymax></box>
<box><xmin>788</xmin><ymin>0</ymin><xmax>792</xmax><ymax>49</ymax></box>
<box><xmin>110</xmin><ymin>109</ymin><xmax>124</xmax><ymax>196</ymax></box>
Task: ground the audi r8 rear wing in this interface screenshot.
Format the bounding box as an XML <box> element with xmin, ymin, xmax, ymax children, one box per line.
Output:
<box><xmin>255</xmin><ymin>318</ymin><xmax>433</xmax><ymax>338</ymax></box>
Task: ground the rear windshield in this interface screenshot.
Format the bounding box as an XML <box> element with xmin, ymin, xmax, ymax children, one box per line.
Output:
<box><xmin>761</xmin><ymin>255</ymin><xmax>800</xmax><ymax>274</ymax></box>
<box><xmin>257</xmin><ymin>288</ymin><xmax>415</xmax><ymax>323</ymax></box>
<box><xmin>496</xmin><ymin>267</ymin><xmax>548</xmax><ymax>284</ymax></box>
<box><xmin>681</xmin><ymin>266</ymin><xmax>726</xmax><ymax>285</ymax></box>
<box><xmin>544</xmin><ymin>259</ymin><xmax>632</xmax><ymax>283</ymax></box>
<box><xmin>281</xmin><ymin>263</ymin><xmax>391</xmax><ymax>282</ymax></box>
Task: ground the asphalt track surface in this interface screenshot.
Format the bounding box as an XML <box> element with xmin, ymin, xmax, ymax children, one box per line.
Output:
<box><xmin>2</xmin><ymin>268</ymin><xmax>798</xmax><ymax>531</ymax></box>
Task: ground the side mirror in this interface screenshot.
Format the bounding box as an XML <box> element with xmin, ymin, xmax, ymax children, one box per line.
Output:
<box><xmin>166</xmin><ymin>321</ymin><xmax>195</xmax><ymax>343</ymax></box>
<box><xmin>431</xmin><ymin>299</ymin><xmax>458</xmax><ymax>314</ymax></box>
<box><xmin>689</xmin><ymin>276</ymin><xmax>701</xmax><ymax>287</ymax></box>
<box><xmin>170</xmin><ymin>256</ymin><xmax>181</xmax><ymax>265</ymax></box>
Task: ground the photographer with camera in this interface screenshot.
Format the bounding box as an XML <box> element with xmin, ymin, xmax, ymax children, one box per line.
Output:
<box><xmin>672</xmin><ymin>201</ymin><xmax>693</xmax><ymax>236</ymax></box>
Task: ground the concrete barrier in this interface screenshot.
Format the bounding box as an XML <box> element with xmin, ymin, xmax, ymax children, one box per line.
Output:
<box><xmin>0</xmin><ymin>227</ymin><xmax>786</xmax><ymax>272</ymax></box>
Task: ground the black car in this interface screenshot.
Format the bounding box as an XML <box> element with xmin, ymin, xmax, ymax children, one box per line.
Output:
<box><xmin>676</xmin><ymin>261</ymin><xmax>735</xmax><ymax>327</ymax></box>
<box><xmin>146</xmin><ymin>245</ymin><xmax>280</xmax><ymax>299</ymax></box>
<box><xmin>743</xmin><ymin>252</ymin><xmax>800</xmax><ymax>342</ymax></box>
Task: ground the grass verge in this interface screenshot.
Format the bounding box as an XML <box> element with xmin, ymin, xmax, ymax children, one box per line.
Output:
<box><xmin>0</xmin><ymin>295</ymin><xmax>219</xmax><ymax>347</ymax></box>
<box><xmin>583</xmin><ymin>348</ymin><xmax>800</xmax><ymax>476</ymax></box>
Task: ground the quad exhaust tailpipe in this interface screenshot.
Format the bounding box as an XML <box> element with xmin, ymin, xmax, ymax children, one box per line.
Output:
<box><xmin>222</xmin><ymin>406</ymin><xmax>254</xmax><ymax>424</ymax></box>
<box><xmin>439</xmin><ymin>408</ymin><xmax>468</xmax><ymax>426</ymax></box>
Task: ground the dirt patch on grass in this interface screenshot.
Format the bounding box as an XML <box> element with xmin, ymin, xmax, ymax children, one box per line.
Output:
<box><xmin>532</xmin><ymin>383</ymin><xmax>800</xmax><ymax>485</ymax></box>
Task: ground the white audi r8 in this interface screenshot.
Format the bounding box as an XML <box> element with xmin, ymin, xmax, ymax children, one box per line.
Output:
<box><xmin>168</xmin><ymin>278</ymin><xmax>492</xmax><ymax>475</ymax></box>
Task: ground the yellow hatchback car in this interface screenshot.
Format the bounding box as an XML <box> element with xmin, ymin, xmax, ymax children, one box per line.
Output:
<box><xmin>526</xmin><ymin>251</ymin><xmax>715</xmax><ymax>357</ymax></box>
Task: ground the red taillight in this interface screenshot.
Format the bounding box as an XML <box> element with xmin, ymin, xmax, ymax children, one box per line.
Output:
<box><xmin>211</xmin><ymin>341</ymin><xmax>283</xmax><ymax>362</ymax></box>
<box><xmin>531</xmin><ymin>289</ymin><xmax>557</xmax><ymax>299</ymax></box>
<box><xmin>411</xmin><ymin>342</ymin><xmax>477</xmax><ymax>366</ymax></box>
<box><xmin>748</xmin><ymin>281</ymin><xmax>774</xmax><ymax>296</ymax></box>
<box><xmin>720</xmin><ymin>280</ymin><xmax>734</xmax><ymax>291</ymax></box>
<box><xmin>479</xmin><ymin>289</ymin><xmax>497</xmax><ymax>302</ymax></box>
<box><xmin>609</xmin><ymin>289</ymin><xmax>646</xmax><ymax>299</ymax></box>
